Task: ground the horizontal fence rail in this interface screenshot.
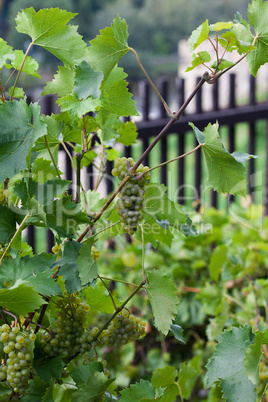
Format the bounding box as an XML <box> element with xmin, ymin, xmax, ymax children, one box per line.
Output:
<box><xmin>25</xmin><ymin>72</ymin><xmax>268</xmax><ymax>252</ymax></box>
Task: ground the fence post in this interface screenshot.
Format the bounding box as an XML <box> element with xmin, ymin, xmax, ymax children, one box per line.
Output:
<box><xmin>211</xmin><ymin>80</ymin><xmax>219</xmax><ymax>208</ymax></box>
<box><xmin>195</xmin><ymin>77</ymin><xmax>203</xmax><ymax>210</ymax></box>
<box><xmin>176</xmin><ymin>77</ymin><xmax>185</xmax><ymax>204</ymax></box>
<box><xmin>248</xmin><ymin>74</ymin><xmax>256</xmax><ymax>202</ymax></box>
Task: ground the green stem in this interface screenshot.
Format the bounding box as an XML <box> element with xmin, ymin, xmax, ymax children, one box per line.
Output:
<box><xmin>99</xmin><ymin>276</ymin><xmax>139</xmax><ymax>287</ymax></box>
<box><xmin>129</xmin><ymin>47</ymin><xmax>172</xmax><ymax>116</ymax></box>
<box><xmin>93</xmin><ymin>221</ymin><xmax>120</xmax><ymax>238</ymax></box>
<box><xmin>3</xmin><ymin>69</ymin><xmax>17</xmax><ymax>92</ymax></box>
<box><xmin>93</xmin><ymin>279</ymin><xmax>146</xmax><ymax>341</ymax></box>
<box><xmin>10</xmin><ymin>42</ymin><xmax>33</xmax><ymax>101</ymax></box>
<box><xmin>0</xmin><ymin>213</ymin><xmax>30</xmax><ymax>266</ymax></box>
<box><xmin>44</xmin><ymin>136</ymin><xmax>61</xmax><ymax>179</ymax></box>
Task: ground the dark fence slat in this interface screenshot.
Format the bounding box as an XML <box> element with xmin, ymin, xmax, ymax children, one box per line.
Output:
<box><xmin>139</xmin><ymin>80</ymin><xmax>150</xmax><ymax>121</ymax></box>
<box><xmin>160</xmin><ymin>136</ymin><xmax>167</xmax><ymax>185</ymax></box>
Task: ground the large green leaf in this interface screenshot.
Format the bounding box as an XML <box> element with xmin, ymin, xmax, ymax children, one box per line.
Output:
<box><xmin>11</xmin><ymin>49</ymin><xmax>40</xmax><ymax>78</ymax></box>
<box><xmin>84</xmin><ymin>282</ymin><xmax>117</xmax><ymax>314</ymax></box>
<box><xmin>146</xmin><ymin>270</ymin><xmax>179</xmax><ymax>335</ymax></box>
<box><xmin>0</xmin><ymin>254</ymin><xmax>60</xmax><ymax>297</ymax></box>
<box><xmin>247</xmin><ymin>0</ymin><xmax>268</xmax><ymax>76</ymax></box>
<box><xmin>20</xmin><ymin>377</ymin><xmax>47</xmax><ymax>402</ymax></box>
<box><xmin>77</xmin><ymin>239</ymin><xmax>98</xmax><ymax>286</ymax></box>
<box><xmin>151</xmin><ymin>366</ymin><xmax>178</xmax><ymax>388</ymax></box>
<box><xmin>120</xmin><ymin>380</ymin><xmax>155</xmax><ymax>401</ymax></box>
<box><xmin>135</xmin><ymin>215</ymin><xmax>174</xmax><ymax>248</ymax></box>
<box><xmin>142</xmin><ymin>183</ymin><xmax>187</xmax><ymax>229</ymax></box>
<box><xmin>0</xmin><ymin>205</ymin><xmax>17</xmax><ymax>244</ymax></box>
<box><xmin>101</xmin><ymin>66</ymin><xmax>138</xmax><ymax>116</ymax></box>
<box><xmin>15</xmin><ymin>7</ymin><xmax>86</xmax><ymax>68</ymax></box>
<box><xmin>87</xmin><ymin>15</ymin><xmax>129</xmax><ymax>78</ymax></box>
<box><xmin>178</xmin><ymin>356</ymin><xmax>201</xmax><ymax>399</ymax></box>
<box><xmin>72</xmin><ymin>372</ymin><xmax>113</xmax><ymax>401</ymax></box>
<box><xmin>34</xmin><ymin>355</ymin><xmax>64</xmax><ymax>383</ymax></box>
<box><xmin>74</xmin><ymin>60</ymin><xmax>103</xmax><ymax>100</ymax></box>
<box><xmin>45</xmin><ymin>195</ymin><xmax>91</xmax><ymax>238</ymax></box>
<box><xmin>188</xmin><ymin>20</ymin><xmax>209</xmax><ymax>51</ymax></box>
<box><xmin>42</xmin><ymin>66</ymin><xmax>74</xmax><ymax>97</ymax></box>
<box><xmin>54</xmin><ymin>241</ymin><xmax>83</xmax><ymax>293</ymax></box>
<box><xmin>205</xmin><ymin>325</ymin><xmax>256</xmax><ymax>401</ymax></box>
<box><xmin>0</xmin><ymin>38</ymin><xmax>14</xmax><ymax>68</ymax></box>
<box><xmin>0</xmin><ymin>283</ymin><xmax>44</xmax><ymax>316</ymax></box>
<box><xmin>244</xmin><ymin>329</ymin><xmax>268</xmax><ymax>384</ymax></box>
<box><xmin>191</xmin><ymin>122</ymin><xmax>247</xmax><ymax>196</ymax></box>
<box><xmin>0</xmin><ymin>99</ymin><xmax>46</xmax><ymax>184</ymax></box>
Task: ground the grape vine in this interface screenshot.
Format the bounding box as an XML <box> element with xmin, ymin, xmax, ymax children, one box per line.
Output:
<box><xmin>0</xmin><ymin>1</ymin><xmax>266</xmax><ymax>400</ymax></box>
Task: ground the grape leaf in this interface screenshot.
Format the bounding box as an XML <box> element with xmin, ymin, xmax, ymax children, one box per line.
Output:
<box><xmin>178</xmin><ymin>356</ymin><xmax>201</xmax><ymax>399</ymax></box>
<box><xmin>82</xmin><ymin>190</ymin><xmax>108</xmax><ymax>213</ymax></box>
<box><xmin>231</xmin><ymin>151</ymin><xmax>258</xmax><ymax>163</ymax></box>
<box><xmin>87</xmin><ymin>15</ymin><xmax>129</xmax><ymax>78</ymax></box>
<box><xmin>205</xmin><ymin>325</ymin><xmax>256</xmax><ymax>402</ymax></box>
<box><xmin>188</xmin><ymin>20</ymin><xmax>209</xmax><ymax>51</ymax></box>
<box><xmin>84</xmin><ymin>283</ymin><xmax>117</xmax><ymax>314</ymax></box>
<box><xmin>101</xmin><ymin>66</ymin><xmax>138</xmax><ymax>117</ymax></box>
<box><xmin>70</xmin><ymin>360</ymin><xmax>102</xmax><ymax>386</ymax></box>
<box><xmin>210</xmin><ymin>59</ymin><xmax>235</xmax><ymax>70</ymax></box>
<box><xmin>191</xmin><ymin>122</ymin><xmax>247</xmax><ymax>196</ymax></box>
<box><xmin>0</xmin><ymin>205</ymin><xmax>17</xmax><ymax>244</ymax></box>
<box><xmin>210</xmin><ymin>21</ymin><xmax>233</xmax><ymax>31</ymax></box>
<box><xmin>51</xmin><ymin>383</ymin><xmax>74</xmax><ymax>402</ymax></box>
<box><xmin>10</xmin><ymin>49</ymin><xmax>40</xmax><ymax>78</ymax></box>
<box><xmin>31</xmin><ymin>158</ymin><xmax>62</xmax><ymax>184</ymax></box>
<box><xmin>95</xmin><ymin>109</ymin><xmax>123</xmax><ymax>141</ymax></box>
<box><xmin>45</xmin><ymin>195</ymin><xmax>91</xmax><ymax>238</ymax></box>
<box><xmin>209</xmin><ymin>244</ymin><xmax>228</xmax><ymax>281</ymax></box>
<box><xmin>120</xmin><ymin>380</ymin><xmax>155</xmax><ymax>401</ymax></box>
<box><xmin>0</xmin><ymin>283</ymin><xmax>44</xmax><ymax>316</ymax></box>
<box><xmin>54</xmin><ymin>241</ymin><xmax>83</xmax><ymax>293</ymax></box>
<box><xmin>142</xmin><ymin>183</ymin><xmax>187</xmax><ymax>229</ymax></box>
<box><xmin>117</xmin><ymin>121</ymin><xmax>138</xmax><ymax>146</ymax></box>
<box><xmin>15</xmin><ymin>7</ymin><xmax>86</xmax><ymax>68</ymax></box>
<box><xmin>246</xmin><ymin>0</ymin><xmax>268</xmax><ymax>76</ymax></box>
<box><xmin>151</xmin><ymin>366</ymin><xmax>178</xmax><ymax>388</ymax></box>
<box><xmin>42</xmin><ymin>66</ymin><xmax>74</xmax><ymax>97</ymax></box>
<box><xmin>20</xmin><ymin>377</ymin><xmax>47</xmax><ymax>402</ymax></box>
<box><xmin>8</xmin><ymin>86</ymin><xmax>25</xmax><ymax>98</ymax></box>
<box><xmin>0</xmin><ymin>38</ymin><xmax>14</xmax><ymax>68</ymax></box>
<box><xmin>0</xmin><ymin>254</ymin><xmax>60</xmax><ymax>296</ymax></box>
<box><xmin>34</xmin><ymin>355</ymin><xmax>64</xmax><ymax>383</ymax></box>
<box><xmin>170</xmin><ymin>324</ymin><xmax>185</xmax><ymax>344</ymax></box>
<box><xmin>0</xmin><ymin>99</ymin><xmax>47</xmax><ymax>184</ymax></box>
<box><xmin>77</xmin><ymin>240</ymin><xmax>98</xmax><ymax>286</ymax></box>
<box><xmin>74</xmin><ymin>60</ymin><xmax>103</xmax><ymax>100</ymax></box>
<box><xmin>135</xmin><ymin>216</ymin><xmax>174</xmax><ymax>248</ymax></box>
<box><xmin>57</xmin><ymin>93</ymin><xmax>101</xmax><ymax>120</ymax></box>
<box><xmin>146</xmin><ymin>270</ymin><xmax>179</xmax><ymax>335</ymax></box>
<box><xmin>244</xmin><ymin>329</ymin><xmax>268</xmax><ymax>384</ymax></box>
<box><xmin>185</xmin><ymin>51</ymin><xmax>211</xmax><ymax>72</ymax></box>
<box><xmin>72</xmin><ymin>372</ymin><xmax>114</xmax><ymax>401</ymax></box>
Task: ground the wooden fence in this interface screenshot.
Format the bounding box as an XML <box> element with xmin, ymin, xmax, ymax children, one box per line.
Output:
<box><xmin>27</xmin><ymin>72</ymin><xmax>268</xmax><ymax>251</ymax></box>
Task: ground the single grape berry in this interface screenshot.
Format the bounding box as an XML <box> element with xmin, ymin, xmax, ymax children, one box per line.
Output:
<box><xmin>112</xmin><ymin>157</ymin><xmax>151</xmax><ymax>235</ymax></box>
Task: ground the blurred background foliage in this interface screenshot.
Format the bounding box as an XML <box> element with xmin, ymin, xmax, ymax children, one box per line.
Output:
<box><xmin>0</xmin><ymin>0</ymin><xmax>250</xmax><ymax>81</ymax></box>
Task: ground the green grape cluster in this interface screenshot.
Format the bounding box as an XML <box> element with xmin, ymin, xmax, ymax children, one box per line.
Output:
<box><xmin>0</xmin><ymin>324</ymin><xmax>35</xmax><ymax>395</ymax></box>
<box><xmin>112</xmin><ymin>157</ymin><xmax>151</xmax><ymax>235</ymax></box>
<box><xmin>98</xmin><ymin>310</ymin><xmax>146</xmax><ymax>347</ymax></box>
<box><xmin>39</xmin><ymin>295</ymin><xmax>91</xmax><ymax>359</ymax></box>
<box><xmin>0</xmin><ymin>189</ymin><xmax>10</xmax><ymax>205</ymax></box>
